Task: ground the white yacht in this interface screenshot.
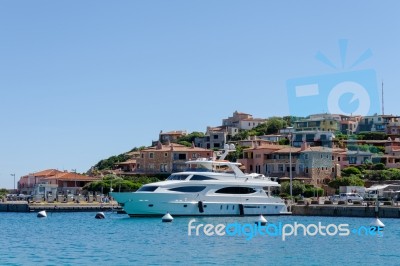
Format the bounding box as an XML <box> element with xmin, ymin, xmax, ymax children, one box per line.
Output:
<box><xmin>111</xmin><ymin>146</ymin><xmax>290</xmax><ymax>217</ymax></box>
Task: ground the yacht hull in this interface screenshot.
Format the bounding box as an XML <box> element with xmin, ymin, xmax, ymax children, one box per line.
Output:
<box><xmin>111</xmin><ymin>192</ymin><xmax>289</xmax><ymax>217</ymax></box>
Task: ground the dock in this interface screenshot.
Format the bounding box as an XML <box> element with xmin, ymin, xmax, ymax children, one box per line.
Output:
<box><xmin>292</xmin><ymin>204</ymin><xmax>400</xmax><ymax>218</ymax></box>
<box><xmin>0</xmin><ymin>201</ymin><xmax>124</xmax><ymax>213</ymax></box>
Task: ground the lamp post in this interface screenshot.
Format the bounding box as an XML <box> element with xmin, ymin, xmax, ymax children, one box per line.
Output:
<box><xmin>288</xmin><ymin>134</ymin><xmax>293</xmax><ymax>199</ymax></box>
<box><xmin>288</xmin><ymin>134</ymin><xmax>293</xmax><ymax>212</ymax></box>
<box><xmin>10</xmin><ymin>174</ymin><xmax>16</xmax><ymax>192</ymax></box>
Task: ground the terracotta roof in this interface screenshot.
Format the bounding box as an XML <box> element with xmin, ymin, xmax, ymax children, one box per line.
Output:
<box><xmin>160</xmin><ymin>130</ymin><xmax>186</xmax><ymax>135</ymax></box>
<box><xmin>23</xmin><ymin>169</ymin><xmax>64</xmax><ymax>178</ymax></box>
<box><xmin>141</xmin><ymin>143</ymin><xmax>212</xmax><ymax>152</ymax></box>
<box><xmin>301</xmin><ymin>147</ymin><xmax>345</xmax><ymax>153</ymax></box>
<box><xmin>126</xmin><ymin>151</ymin><xmax>140</xmax><ymax>156</ymax></box>
<box><xmin>115</xmin><ymin>159</ymin><xmax>137</xmax><ymax>165</ymax></box>
<box><xmin>243</xmin><ymin>144</ymin><xmax>286</xmax><ymax>151</ymax></box>
<box><xmin>42</xmin><ymin>172</ymin><xmax>99</xmax><ymax>181</ymax></box>
<box><xmin>274</xmin><ymin>147</ymin><xmax>302</xmax><ymax>153</ymax></box>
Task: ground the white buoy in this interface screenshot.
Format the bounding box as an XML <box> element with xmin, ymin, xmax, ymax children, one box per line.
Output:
<box><xmin>255</xmin><ymin>214</ymin><xmax>267</xmax><ymax>226</ymax></box>
<box><xmin>37</xmin><ymin>210</ymin><xmax>47</xmax><ymax>218</ymax></box>
<box><xmin>370</xmin><ymin>218</ymin><xmax>385</xmax><ymax>231</ymax></box>
<box><xmin>162</xmin><ymin>212</ymin><xmax>173</xmax><ymax>222</ymax></box>
<box><xmin>95</xmin><ymin>212</ymin><xmax>105</xmax><ymax>219</ymax></box>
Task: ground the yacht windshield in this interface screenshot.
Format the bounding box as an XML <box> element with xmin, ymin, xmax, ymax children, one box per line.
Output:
<box><xmin>167</xmin><ymin>174</ymin><xmax>190</xmax><ymax>181</ymax></box>
<box><xmin>137</xmin><ymin>186</ymin><xmax>159</xmax><ymax>192</ymax></box>
<box><xmin>190</xmin><ymin>175</ymin><xmax>217</xmax><ymax>181</ymax></box>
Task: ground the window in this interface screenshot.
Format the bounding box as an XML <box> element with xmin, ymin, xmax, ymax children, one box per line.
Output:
<box><xmin>141</xmin><ymin>153</ymin><xmax>144</xmax><ymax>158</ymax></box>
<box><xmin>215</xmin><ymin>187</ymin><xmax>256</xmax><ymax>194</ymax></box>
<box><xmin>213</xmin><ymin>135</ymin><xmax>219</xmax><ymax>139</ymax></box>
<box><xmin>167</xmin><ymin>174</ymin><xmax>189</xmax><ymax>180</ymax></box>
<box><xmin>160</xmin><ymin>164</ymin><xmax>168</xmax><ymax>172</ymax></box>
<box><xmin>149</xmin><ymin>153</ymin><xmax>154</xmax><ymax>159</ymax></box>
<box><xmin>164</xmin><ymin>153</ymin><xmax>168</xmax><ymax>157</ymax></box>
<box><xmin>349</xmin><ymin>157</ymin><xmax>357</xmax><ymax>164</ymax></box>
<box><xmin>137</xmin><ymin>186</ymin><xmax>159</xmax><ymax>192</ymax></box>
<box><xmin>192</xmin><ymin>153</ymin><xmax>197</xmax><ymax>159</ymax></box>
<box><xmin>169</xmin><ymin>186</ymin><xmax>206</xmax><ymax>192</ymax></box>
<box><xmin>304</xmin><ymin>154</ymin><xmax>309</xmax><ymax>160</ymax></box>
<box><xmin>190</xmin><ymin>175</ymin><xmax>217</xmax><ymax>181</ymax></box>
<box><xmin>278</xmin><ymin>164</ymin><xmax>283</xmax><ymax>172</ymax></box>
<box><xmin>214</xmin><ymin>143</ymin><xmax>220</xmax><ymax>148</ymax></box>
<box><xmin>174</xmin><ymin>153</ymin><xmax>186</xmax><ymax>160</ymax></box>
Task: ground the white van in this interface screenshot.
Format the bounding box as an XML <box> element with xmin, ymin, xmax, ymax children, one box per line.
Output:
<box><xmin>339</xmin><ymin>193</ymin><xmax>363</xmax><ymax>203</ymax></box>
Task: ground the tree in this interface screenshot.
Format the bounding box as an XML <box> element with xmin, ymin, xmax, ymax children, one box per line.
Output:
<box><xmin>93</xmin><ymin>153</ymin><xmax>131</xmax><ymax>171</ymax></box>
<box><xmin>341</xmin><ymin>167</ymin><xmax>362</xmax><ymax>177</ymax></box>
<box><xmin>328</xmin><ymin>175</ymin><xmax>365</xmax><ymax>189</ymax></box>
<box><xmin>372</xmin><ymin>163</ymin><xmax>386</xmax><ymax>170</ymax></box>
<box><xmin>266</xmin><ymin>117</ymin><xmax>287</xmax><ymax>135</ymax></box>
<box><xmin>280</xmin><ymin>180</ymin><xmax>306</xmax><ymax>196</ymax></box>
<box><xmin>0</xmin><ymin>188</ymin><xmax>8</xmax><ymax>198</ymax></box>
<box><xmin>177</xmin><ymin>132</ymin><xmax>205</xmax><ymax>143</ymax></box>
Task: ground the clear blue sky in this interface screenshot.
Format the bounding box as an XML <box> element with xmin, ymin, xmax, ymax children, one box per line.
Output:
<box><xmin>1</xmin><ymin>1</ymin><xmax>399</xmax><ymax>188</ymax></box>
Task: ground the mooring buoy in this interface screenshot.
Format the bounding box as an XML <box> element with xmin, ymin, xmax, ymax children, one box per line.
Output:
<box><xmin>370</xmin><ymin>217</ymin><xmax>385</xmax><ymax>231</ymax></box>
<box><xmin>255</xmin><ymin>214</ymin><xmax>267</xmax><ymax>226</ymax></box>
<box><xmin>162</xmin><ymin>212</ymin><xmax>173</xmax><ymax>222</ymax></box>
<box><xmin>37</xmin><ymin>210</ymin><xmax>47</xmax><ymax>218</ymax></box>
<box><xmin>95</xmin><ymin>212</ymin><xmax>105</xmax><ymax>219</ymax></box>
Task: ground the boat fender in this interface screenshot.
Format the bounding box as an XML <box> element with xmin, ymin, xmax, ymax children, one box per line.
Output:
<box><xmin>198</xmin><ymin>201</ymin><xmax>204</xmax><ymax>213</ymax></box>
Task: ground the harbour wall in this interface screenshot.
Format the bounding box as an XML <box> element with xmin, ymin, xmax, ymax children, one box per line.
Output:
<box><xmin>0</xmin><ymin>202</ymin><xmax>121</xmax><ymax>213</ymax></box>
<box><xmin>292</xmin><ymin>205</ymin><xmax>400</xmax><ymax>218</ymax></box>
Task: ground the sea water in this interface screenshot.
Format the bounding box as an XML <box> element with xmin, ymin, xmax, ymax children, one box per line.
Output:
<box><xmin>0</xmin><ymin>212</ymin><xmax>399</xmax><ymax>265</ymax></box>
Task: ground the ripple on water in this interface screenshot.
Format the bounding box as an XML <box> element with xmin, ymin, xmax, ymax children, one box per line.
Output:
<box><xmin>0</xmin><ymin>213</ymin><xmax>399</xmax><ymax>265</ymax></box>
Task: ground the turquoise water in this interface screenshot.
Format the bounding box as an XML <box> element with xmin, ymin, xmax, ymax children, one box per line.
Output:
<box><xmin>0</xmin><ymin>212</ymin><xmax>399</xmax><ymax>265</ymax></box>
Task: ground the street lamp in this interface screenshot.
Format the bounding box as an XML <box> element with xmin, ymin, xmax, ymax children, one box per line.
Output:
<box><xmin>288</xmin><ymin>134</ymin><xmax>293</xmax><ymax>199</ymax></box>
<box><xmin>287</xmin><ymin>134</ymin><xmax>293</xmax><ymax>212</ymax></box>
<box><xmin>10</xmin><ymin>174</ymin><xmax>15</xmax><ymax>192</ymax></box>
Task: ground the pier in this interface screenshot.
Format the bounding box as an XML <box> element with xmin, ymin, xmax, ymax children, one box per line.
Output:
<box><xmin>0</xmin><ymin>201</ymin><xmax>123</xmax><ymax>213</ymax></box>
<box><xmin>292</xmin><ymin>204</ymin><xmax>400</xmax><ymax>218</ymax></box>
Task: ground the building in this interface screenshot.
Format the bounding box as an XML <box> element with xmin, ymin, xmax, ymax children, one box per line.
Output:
<box><xmin>195</xmin><ymin>126</ymin><xmax>238</xmax><ymax>149</ymax></box>
<box><xmin>291</xmin><ymin>131</ymin><xmax>336</xmax><ymax>148</ymax></box>
<box><xmin>136</xmin><ymin>142</ymin><xmax>213</xmax><ymax>174</ymax></box>
<box><xmin>358</xmin><ymin>114</ymin><xmax>399</xmax><ymax>133</ymax></box>
<box><xmin>18</xmin><ymin>169</ymin><xmax>99</xmax><ymax>195</ymax></box>
<box><xmin>386</xmin><ymin>119</ymin><xmax>400</xmax><ymax>136</ymax></box>
<box><xmin>222</xmin><ymin>111</ymin><xmax>267</xmax><ymax>130</ymax></box>
<box><xmin>340</xmin><ymin>115</ymin><xmax>361</xmax><ymax>135</ymax></box>
<box><xmin>294</xmin><ymin>117</ymin><xmax>340</xmax><ymax>132</ymax></box>
<box><xmin>152</xmin><ymin>130</ymin><xmax>188</xmax><ymax>145</ymax></box>
<box><xmin>239</xmin><ymin>143</ymin><xmax>286</xmax><ymax>174</ymax></box>
<box><xmin>114</xmin><ymin>151</ymin><xmax>140</xmax><ymax>174</ymax></box>
<box><xmin>335</xmin><ymin>149</ymin><xmax>373</xmax><ymax>168</ymax></box>
<box><xmin>239</xmin><ymin>143</ymin><xmax>343</xmax><ymax>187</ymax></box>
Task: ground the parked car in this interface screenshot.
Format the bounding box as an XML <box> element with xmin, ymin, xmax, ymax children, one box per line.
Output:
<box><xmin>329</xmin><ymin>195</ymin><xmax>340</xmax><ymax>202</ymax></box>
<box><xmin>339</xmin><ymin>193</ymin><xmax>363</xmax><ymax>203</ymax></box>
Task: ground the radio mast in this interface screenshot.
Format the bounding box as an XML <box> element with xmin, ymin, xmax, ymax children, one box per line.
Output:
<box><xmin>382</xmin><ymin>80</ymin><xmax>384</xmax><ymax>115</ymax></box>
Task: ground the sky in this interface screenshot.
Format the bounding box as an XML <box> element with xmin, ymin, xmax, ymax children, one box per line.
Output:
<box><xmin>1</xmin><ymin>1</ymin><xmax>400</xmax><ymax>189</ymax></box>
